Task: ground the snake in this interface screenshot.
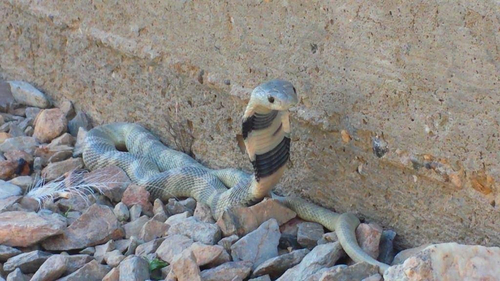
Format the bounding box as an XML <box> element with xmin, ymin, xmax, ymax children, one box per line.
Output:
<box><xmin>82</xmin><ymin>79</ymin><xmax>389</xmax><ymax>274</ymax></box>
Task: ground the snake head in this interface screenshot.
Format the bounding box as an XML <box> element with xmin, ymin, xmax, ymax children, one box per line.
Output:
<box><xmin>250</xmin><ymin>79</ymin><xmax>298</xmax><ymax>111</ymax></box>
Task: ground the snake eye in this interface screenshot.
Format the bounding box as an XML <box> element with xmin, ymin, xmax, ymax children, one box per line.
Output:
<box><xmin>292</xmin><ymin>87</ymin><xmax>297</xmax><ymax>94</ymax></box>
<box><xmin>268</xmin><ymin>96</ymin><xmax>275</xmax><ymax>103</ymax></box>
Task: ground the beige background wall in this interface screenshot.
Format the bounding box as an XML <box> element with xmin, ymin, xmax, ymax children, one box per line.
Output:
<box><xmin>1</xmin><ymin>0</ymin><xmax>499</xmax><ymax>249</ymax></box>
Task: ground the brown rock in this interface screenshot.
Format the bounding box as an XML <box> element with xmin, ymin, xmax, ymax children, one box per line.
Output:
<box><xmin>0</xmin><ymin>132</ymin><xmax>11</xmax><ymax>144</ymax></box>
<box><xmin>34</xmin><ymin>145</ymin><xmax>73</xmax><ymax>166</ymax></box>
<box><xmin>42</xmin><ymin>204</ymin><xmax>124</xmax><ymax>251</ymax></box>
<box><xmin>104</xmin><ymin>250</ymin><xmax>125</xmax><ymax>267</ymax></box>
<box><xmin>391</xmin><ymin>243</ymin><xmax>431</xmax><ymax>265</ymax></box>
<box><xmin>355</xmin><ymin>223</ymin><xmax>383</xmax><ymax>259</ymax></box>
<box><xmin>47</xmin><ymin>133</ymin><xmax>75</xmax><ymax>148</ymax></box>
<box><xmin>59</xmin><ymin>100</ymin><xmax>75</xmax><ymax>119</ymax></box>
<box><xmin>102</xmin><ymin>267</ymin><xmax>119</xmax><ymax>281</ymax></box>
<box><xmin>58</xmin><ymin>260</ymin><xmax>111</xmax><ymax>281</ymax></box>
<box><xmin>121</xmin><ymin>184</ymin><xmax>153</xmax><ymax>213</ymax></box>
<box><xmin>30</xmin><ymin>254</ymin><xmax>68</xmax><ymax>281</ymax></box>
<box><xmin>4</xmin><ymin>150</ymin><xmax>33</xmax><ymax>164</ymax></box>
<box><xmin>156</xmin><ymin>235</ymin><xmax>194</xmax><ymax>263</ymax></box>
<box><xmin>171</xmin><ymin>249</ymin><xmax>201</xmax><ymax>281</ymax></box>
<box><xmin>0</xmin><ymin>211</ymin><xmax>65</xmax><ymax>247</ymax></box>
<box><xmin>123</xmin><ymin>215</ymin><xmax>149</xmax><ymax>238</ymax></box>
<box><xmin>0</xmin><ymin>160</ymin><xmax>17</xmax><ymax>180</ymax></box>
<box><xmin>33</xmin><ymin>108</ymin><xmax>67</xmax><ymax>143</ymax></box>
<box><xmin>384</xmin><ymin>243</ymin><xmax>500</xmax><ymax>281</ymax></box>
<box><xmin>41</xmin><ymin>157</ymin><xmax>83</xmax><ymax>181</ymax></box>
<box><xmin>217</xmin><ymin>199</ymin><xmax>296</xmax><ymax>237</ymax></box>
<box><xmin>165</xmin><ymin>211</ymin><xmax>191</xmax><ymax>226</ymax></box>
<box><xmin>362</xmin><ymin>274</ymin><xmax>383</xmax><ymax>281</ymax></box>
<box><xmin>139</xmin><ymin>219</ymin><xmax>168</xmax><ymax>242</ymax></box>
<box><xmin>84</xmin><ymin>166</ymin><xmax>131</xmax><ymax>202</ymax></box>
<box><xmin>200</xmin><ymin>261</ymin><xmax>253</xmax><ymax>281</ymax></box>
<box><xmin>188</xmin><ymin>242</ymin><xmax>225</xmax><ymax>266</ymax></box>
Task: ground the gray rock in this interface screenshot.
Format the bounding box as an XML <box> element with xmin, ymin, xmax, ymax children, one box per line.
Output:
<box><xmin>68</xmin><ymin>112</ymin><xmax>92</xmax><ymax>137</ymax></box>
<box><xmin>277</xmin><ymin>242</ymin><xmax>345</xmax><ymax>281</ymax></box>
<box><xmin>153</xmin><ymin>198</ymin><xmax>166</xmax><ymax>216</ymax></box>
<box><xmin>165</xmin><ymin>211</ymin><xmax>190</xmax><ymax>226</ymax></box>
<box><xmin>41</xmin><ymin>204</ymin><xmax>124</xmax><ymax>251</ymax></box>
<box><xmin>231</xmin><ymin>219</ymin><xmax>280</xmax><ymax>270</ymax></box>
<box><xmin>7</xmin><ymin>81</ymin><xmax>50</xmax><ymax>108</ymax></box>
<box><xmin>8</xmin><ymin>124</ymin><xmax>24</xmax><ymax>137</ymax></box>
<box><xmin>135</xmin><ymin>238</ymin><xmax>165</xmax><ymax>256</ymax></box>
<box><xmin>0</xmin><ymin>246</ymin><xmax>21</xmax><ymax>262</ymax></box>
<box><xmin>114</xmin><ymin>202</ymin><xmax>130</xmax><ymax>222</ymax></box>
<box><xmin>8</xmin><ymin>176</ymin><xmax>32</xmax><ymax>192</ymax></box>
<box><xmin>362</xmin><ymin>274</ymin><xmax>383</xmax><ymax>281</ymax></box>
<box><xmin>167</xmin><ymin>216</ymin><xmax>221</xmax><ymax>245</ymax></box>
<box><xmin>59</xmin><ymin>100</ymin><xmax>75</xmax><ymax>119</ymax></box>
<box><xmin>193</xmin><ymin>201</ymin><xmax>215</xmax><ymax>223</ymax></box>
<box><xmin>0</xmin><ymin>211</ymin><xmax>65</xmax><ymax>247</ymax></box>
<box><xmin>253</xmin><ymin>248</ymin><xmax>310</xmax><ymax>279</ymax></box>
<box><xmin>200</xmin><ymin>261</ymin><xmax>253</xmax><ymax>281</ymax></box>
<box><xmin>306</xmin><ymin>265</ymin><xmax>347</xmax><ymax>281</ymax></box>
<box><xmin>58</xmin><ymin>260</ymin><xmax>111</xmax><ymax>281</ymax></box>
<box><xmin>129</xmin><ymin>204</ymin><xmax>142</xmax><ymax>221</ymax></box>
<box><xmin>0</xmin><ymin>196</ymin><xmax>21</xmax><ymax>214</ymax></box>
<box><xmin>165</xmin><ymin>198</ymin><xmax>192</xmax><ymax>216</ymax></box>
<box><xmin>123</xmin><ymin>215</ymin><xmax>149</xmax><ymax>238</ymax></box>
<box><xmin>297</xmin><ymin>222</ymin><xmax>324</xmax><ymax>249</ymax></box>
<box><xmin>25</xmin><ymin>107</ymin><xmax>41</xmax><ymax>120</ymax></box>
<box><xmin>0</xmin><ymin>81</ymin><xmax>16</xmax><ymax>112</ymax></box>
<box><xmin>179</xmin><ymin>197</ymin><xmax>196</xmax><ymax>211</ymax></box>
<box><xmin>94</xmin><ymin>240</ymin><xmax>115</xmax><ymax>264</ymax></box>
<box><xmin>79</xmin><ymin>247</ymin><xmax>95</xmax><ymax>255</ymax></box>
<box><xmin>6</xmin><ymin>268</ymin><xmax>29</xmax><ymax>281</ymax></box>
<box><xmin>3</xmin><ymin>251</ymin><xmax>51</xmax><ymax>273</ymax></box>
<box><xmin>217</xmin><ymin>235</ymin><xmax>239</xmax><ymax>253</ymax></box>
<box><xmin>118</xmin><ymin>256</ymin><xmax>150</xmax><ymax>281</ymax></box>
<box><xmin>0</xmin><ymin>181</ymin><xmax>22</xmax><ymax>200</ymax></box>
<box><xmin>64</xmin><ymin>254</ymin><xmax>93</xmax><ymax>275</ymax></box>
<box><xmin>249</xmin><ymin>275</ymin><xmax>272</xmax><ymax>281</ymax></box>
<box><xmin>124</xmin><ymin>236</ymin><xmax>140</xmax><ymax>256</ymax></box>
<box><xmin>319</xmin><ymin>262</ymin><xmax>379</xmax><ymax>281</ymax></box>
<box><xmin>65</xmin><ymin>211</ymin><xmax>81</xmax><ymax>225</ymax></box>
<box><xmin>30</xmin><ymin>254</ymin><xmax>68</xmax><ymax>281</ymax></box>
<box><xmin>0</xmin><ymin>136</ymin><xmax>38</xmax><ymax>154</ymax></box>
<box><xmin>156</xmin><ymin>234</ymin><xmax>194</xmax><ymax>263</ymax></box>
<box><xmin>72</xmin><ymin>128</ymin><xmax>87</xmax><ymax>157</ymax></box>
<box><xmin>104</xmin><ymin>250</ymin><xmax>125</xmax><ymax>267</ymax></box>
<box><xmin>378</xmin><ymin>230</ymin><xmax>396</xmax><ymax>264</ymax></box>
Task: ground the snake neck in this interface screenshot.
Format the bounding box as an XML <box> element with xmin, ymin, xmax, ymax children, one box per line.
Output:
<box><xmin>242</xmin><ymin>104</ymin><xmax>291</xmax><ymax>200</ymax></box>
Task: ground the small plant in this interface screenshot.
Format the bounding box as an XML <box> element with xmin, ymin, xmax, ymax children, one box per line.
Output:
<box><xmin>149</xmin><ymin>258</ymin><xmax>168</xmax><ymax>272</ymax></box>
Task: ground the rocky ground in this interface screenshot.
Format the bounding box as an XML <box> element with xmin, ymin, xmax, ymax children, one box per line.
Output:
<box><xmin>0</xmin><ymin>80</ymin><xmax>499</xmax><ymax>281</ymax></box>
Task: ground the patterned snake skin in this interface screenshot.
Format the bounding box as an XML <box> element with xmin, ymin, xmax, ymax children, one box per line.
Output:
<box><xmin>82</xmin><ymin>80</ymin><xmax>389</xmax><ymax>274</ymax></box>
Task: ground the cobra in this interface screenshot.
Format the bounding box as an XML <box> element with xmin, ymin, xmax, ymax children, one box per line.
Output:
<box><xmin>82</xmin><ymin>79</ymin><xmax>389</xmax><ymax>274</ymax></box>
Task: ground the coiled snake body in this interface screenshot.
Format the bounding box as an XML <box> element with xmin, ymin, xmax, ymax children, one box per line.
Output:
<box><xmin>83</xmin><ymin>79</ymin><xmax>389</xmax><ymax>273</ymax></box>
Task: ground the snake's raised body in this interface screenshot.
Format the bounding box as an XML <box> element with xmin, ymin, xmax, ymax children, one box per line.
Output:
<box><xmin>83</xmin><ymin>79</ymin><xmax>389</xmax><ymax>273</ymax></box>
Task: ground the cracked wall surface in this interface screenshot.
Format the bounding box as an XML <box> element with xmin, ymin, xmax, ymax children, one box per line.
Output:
<box><xmin>1</xmin><ymin>0</ymin><xmax>499</xmax><ymax>249</ymax></box>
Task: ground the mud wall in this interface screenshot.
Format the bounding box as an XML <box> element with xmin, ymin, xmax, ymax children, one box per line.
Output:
<box><xmin>1</xmin><ymin>0</ymin><xmax>500</xmax><ymax>249</ymax></box>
